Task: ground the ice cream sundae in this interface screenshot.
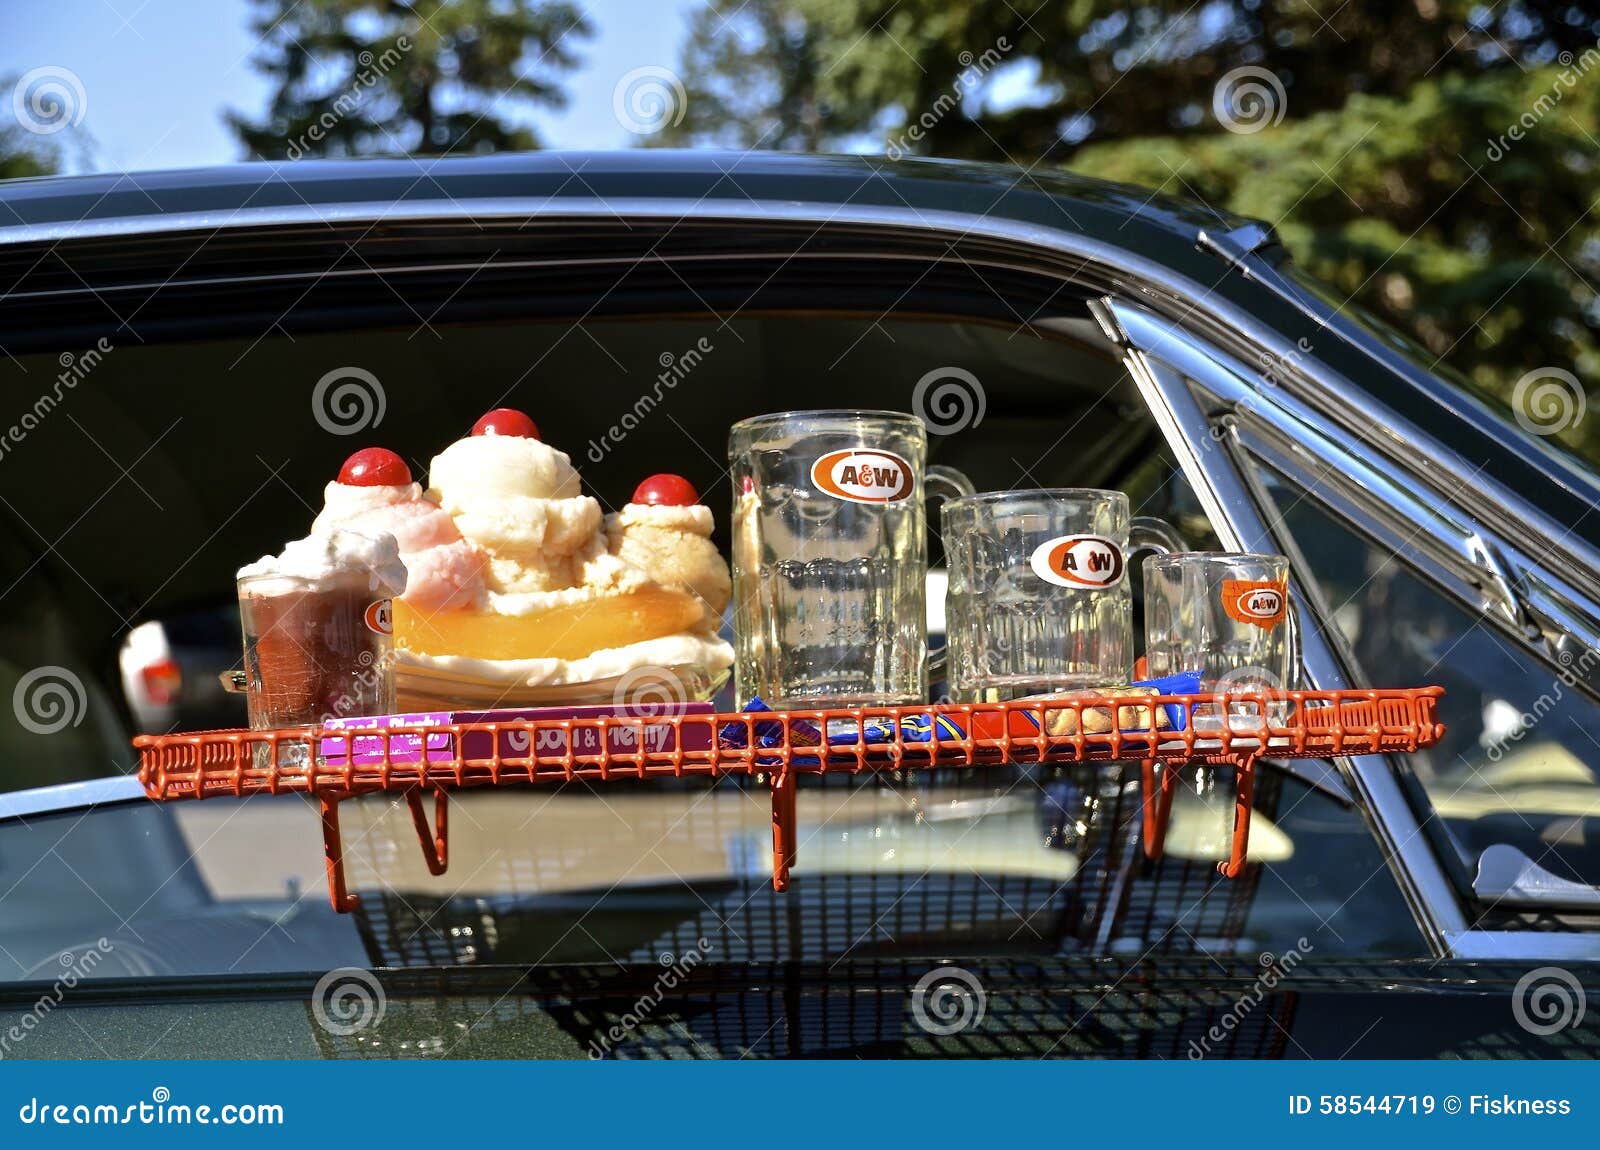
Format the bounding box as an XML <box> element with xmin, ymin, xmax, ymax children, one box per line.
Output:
<box><xmin>305</xmin><ymin>409</ymin><xmax>734</xmax><ymax>705</ymax></box>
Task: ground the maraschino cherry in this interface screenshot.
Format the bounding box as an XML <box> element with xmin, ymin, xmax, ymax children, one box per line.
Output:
<box><xmin>338</xmin><ymin>447</ymin><xmax>411</xmax><ymax>487</ymax></box>
<box><xmin>472</xmin><ymin>408</ymin><xmax>540</xmax><ymax>439</ymax></box>
<box><xmin>633</xmin><ymin>474</ymin><xmax>698</xmax><ymax>507</ymax></box>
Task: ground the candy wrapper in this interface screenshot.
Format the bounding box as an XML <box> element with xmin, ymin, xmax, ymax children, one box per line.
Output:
<box><xmin>719</xmin><ymin>673</ymin><xmax>1203</xmax><ymax>767</ymax></box>
<box><xmin>717</xmin><ymin>700</ymin><xmax>958</xmax><ymax>766</ymax></box>
<box><xmin>322</xmin><ymin>702</ymin><xmax>715</xmax><ymax>766</ymax></box>
<box><xmin>966</xmin><ymin>671</ymin><xmax>1203</xmax><ymax>741</ymax></box>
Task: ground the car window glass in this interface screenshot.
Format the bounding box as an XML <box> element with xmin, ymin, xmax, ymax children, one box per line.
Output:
<box><xmin>0</xmin><ymin>307</ymin><xmax>1423</xmax><ymax>975</ymax></box>
<box><xmin>1249</xmin><ymin>460</ymin><xmax>1600</xmax><ymax>902</ymax></box>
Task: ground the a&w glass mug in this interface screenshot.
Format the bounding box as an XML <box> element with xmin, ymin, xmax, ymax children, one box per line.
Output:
<box><xmin>729</xmin><ymin>410</ymin><xmax>974</xmax><ymax>707</ymax></box>
<box><xmin>1142</xmin><ymin>552</ymin><xmax>1295</xmax><ymax>729</ymax></box>
<box><xmin>942</xmin><ymin>489</ymin><xmax>1185</xmax><ymax>701</ymax></box>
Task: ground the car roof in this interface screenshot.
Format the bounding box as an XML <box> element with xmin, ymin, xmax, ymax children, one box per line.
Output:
<box><xmin>0</xmin><ymin>149</ymin><xmax>1256</xmax><ymax>279</ymax></box>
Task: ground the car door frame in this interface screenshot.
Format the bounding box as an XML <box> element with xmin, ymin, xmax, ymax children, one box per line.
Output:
<box><xmin>1104</xmin><ymin>299</ymin><xmax>1600</xmax><ymax>961</ymax></box>
<box><xmin>8</xmin><ymin>189</ymin><xmax>1600</xmax><ymax>958</ymax></box>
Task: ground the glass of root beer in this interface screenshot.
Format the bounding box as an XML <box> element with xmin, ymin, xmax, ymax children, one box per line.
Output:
<box><xmin>235</xmin><ymin>530</ymin><xmax>407</xmax><ymax>731</ymax></box>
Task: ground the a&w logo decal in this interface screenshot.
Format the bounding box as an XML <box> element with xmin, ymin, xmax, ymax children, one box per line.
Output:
<box><xmin>1222</xmin><ymin>580</ymin><xmax>1286</xmax><ymax>630</ymax></box>
<box><xmin>364</xmin><ymin>599</ymin><xmax>394</xmax><ymax>635</ymax></box>
<box><xmin>1030</xmin><ymin>535</ymin><xmax>1125</xmax><ymax>589</ymax></box>
<box><xmin>811</xmin><ymin>449</ymin><xmax>915</xmax><ymax>504</ymax></box>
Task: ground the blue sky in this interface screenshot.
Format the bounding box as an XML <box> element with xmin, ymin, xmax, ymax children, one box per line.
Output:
<box><xmin>1</xmin><ymin>0</ymin><xmax>701</xmax><ymax>173</ymax></box>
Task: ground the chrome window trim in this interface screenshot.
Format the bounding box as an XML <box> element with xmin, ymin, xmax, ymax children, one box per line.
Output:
<box><xmin>1104</xmin><ymin>300</ymin><xmax>1466</xmax><ymax>956</ymax></box>
<box><xmin>1110</xmin><ymin>300</ymin><xmax>1600</xmax><ymax>960</ymax></box>
<box><xmin>1135</xmin><ymin>303</ymin><xmax>1600</xmax><ymax>676</ymax></box>
<box><xmin>0</xmin><ymin>774</ymin><xmax>145</xmax><ymax>821</ymax></box>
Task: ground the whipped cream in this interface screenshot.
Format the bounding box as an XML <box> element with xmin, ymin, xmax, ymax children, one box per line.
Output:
<box><xmin>238</xmin><ymin>530</ymin><xmax>407</xmax><ymax>597</ymax></box>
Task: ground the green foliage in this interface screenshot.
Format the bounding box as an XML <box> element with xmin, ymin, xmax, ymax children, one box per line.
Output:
<box><xmin>0</xmin><ymin>130</ymin><xmax>57</xmax><ymax>181</ymax></box>
<box><xmin>0</xmin><ymin>73</ymin><xmax>63</xmax><ymax>180</ymax></box>
<box><xmin>228</xmin><ymin>0</ymin><xmax>592</xmax><ymax>158</ymax></box>
<box><xmin>663</xmin><ymin>1</ymin><xmax>1600</xmax><ymax>456</ymax></box>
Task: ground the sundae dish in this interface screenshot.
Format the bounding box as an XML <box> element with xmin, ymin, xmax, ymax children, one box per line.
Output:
<box><xmin>236</xmin><ymin>530</ymin><xmax>407</xmax><ymax>728</ymax></box>
<box><xmin>301</xmin><ymin>409</ymin><xmax>734</xmax><ymax>705</ymax></box>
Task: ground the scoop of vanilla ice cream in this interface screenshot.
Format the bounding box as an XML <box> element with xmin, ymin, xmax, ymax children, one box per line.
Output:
<box><xmin>312</xmin><ymin>481</ymin><xmax>485</xmax><ymax>612</ymax></box>
<box><xmin>428</xmin><ymin>434</ymin><xmax>603</xmax><ymax>593</ymax></box>
<box><xmin>606</xmin><ymin>503</ymin><xmax>732</xmax><ymax>615</ymax></box>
